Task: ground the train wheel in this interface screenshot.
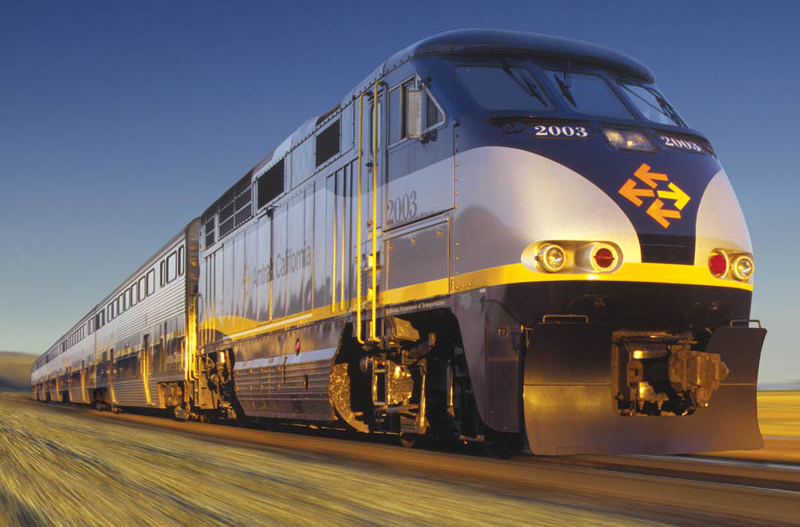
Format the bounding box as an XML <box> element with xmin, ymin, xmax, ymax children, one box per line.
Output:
<box><xmin>399</xmin><ymin>433</ymin><xmax>418</xmax><ymax>448</ymax></box>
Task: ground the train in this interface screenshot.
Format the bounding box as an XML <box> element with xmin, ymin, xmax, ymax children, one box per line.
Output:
<box><xmin>32</xmin><ymin>29</ymin><xmax>767</xmax><ymax>455</ymax></box>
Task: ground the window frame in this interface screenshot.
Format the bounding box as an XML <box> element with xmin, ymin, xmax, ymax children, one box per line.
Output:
<box><xmin>387</xmin><ymin>75</ymin><xmax>447</xmax><ymax>149</ymax></box>
<box><xmin>147</xmin><ymin>269</ymin><xmax>155</xmax><ymax>296</ymax></box>
<box><xmin>166</xmin><ymin>251</ymin><xmax>177</xmax><ymax>283</ymax></box>
<box><xmin>138</xmin><ymin>276</ymin><xmax>147</xmax><ymax>301</ymax></box>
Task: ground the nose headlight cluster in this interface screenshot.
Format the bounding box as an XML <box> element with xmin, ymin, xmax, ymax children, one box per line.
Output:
<box><xmin>708</xmin><ymin>249</ymin><xmax>754</xmax><ymax>282</ymax></box>
<box><xmin>523</xmin><ymin>241</ymin><xmax>623</xmax><ymax>274</ymax></box>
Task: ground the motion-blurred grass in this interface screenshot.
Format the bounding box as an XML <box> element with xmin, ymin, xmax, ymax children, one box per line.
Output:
<box><xmin>0</xmin><ymin>397</ymin><xmax>675</xmax><ymax>527</ymax></box>
<box><xmin>0</xmin><ymin>351</ymin><xmax>35</xmax><ymax>391</ymax></box>
<box><xmin>757</xmin><ymin>390</ymin><xmax>800</xmax><ymax>438</ymax></box>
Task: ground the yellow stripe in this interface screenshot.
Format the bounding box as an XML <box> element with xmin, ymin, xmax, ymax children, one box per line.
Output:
<box><xmin>452</xmin><ymin>262</ymin><xmax>753</xmax><ymax>292</ymax></box>
<box><xmin>199</xmin><ymin>262</ymin><xmax>749</xmax><ymax>344</ymax></box>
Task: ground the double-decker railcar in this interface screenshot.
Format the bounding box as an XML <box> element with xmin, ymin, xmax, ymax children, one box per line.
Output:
<box><xmin>33</xmin><ymin>29</ymin><xmax>766</xmax><ymax>455</ymax></box>
<box><xmin>33</xmin><ymin>222</ymin><xmax>200</xmax><ymax>415</ymax></box>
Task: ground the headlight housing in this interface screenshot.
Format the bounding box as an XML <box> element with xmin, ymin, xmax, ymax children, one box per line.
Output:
<box><xmin>522</xmin><ymin>241</ymin><xmax>623</xmax><ymax>274</ymax></box>
<box><xmin>708</xmin><ymin>249</ymin><xmax>754</xmax><ymax>282</ymax></box>
<box><xmin>731</xmin><ymin>254</ymin><xmax>754</xmax><ymax>281</ymax></box>
<box><xmin>537</xmin><ymin>243</ymin><xmax>567</xmax><ymax>272</ymax></box>
<box><xmin>602</xmin><ymin>128</ymin><xmax>656</xmax><ymax>152</ymax></box>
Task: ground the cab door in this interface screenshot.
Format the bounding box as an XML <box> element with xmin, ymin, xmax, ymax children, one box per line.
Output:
<box><xmin>383</xmin><ymin>79</ymin><xmax>453</xmax><ymax>299</ymax></box>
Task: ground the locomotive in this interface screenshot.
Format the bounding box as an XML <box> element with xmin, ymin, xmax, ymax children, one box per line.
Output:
<box><xmin>32</xmin><ymin>29</ymin><xmax>766</xmax><ymax>454</ymax></box>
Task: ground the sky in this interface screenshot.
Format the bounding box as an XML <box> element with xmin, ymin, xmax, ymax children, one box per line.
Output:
<box><xmin>1</xmin><ymin>0</ymin><xmax>798</xmax><ymax>382</ymax></box>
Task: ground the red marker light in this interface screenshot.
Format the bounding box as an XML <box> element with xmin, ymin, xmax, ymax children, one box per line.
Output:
<box><xmin>708</xmin><ymin>252</ymin><xmax>727</xmax><ymax>277</ymax></box>
<box><xmin>593</xmin><ymin>248</ymin><xmax>615</xmax><ymax>269</ymax></box>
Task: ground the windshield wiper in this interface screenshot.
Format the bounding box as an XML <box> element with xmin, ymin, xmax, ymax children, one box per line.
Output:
<box><xmin>555</xmin><ymin>62</ymin><xmax>577</xmax><ymax>107</ymax></box>
<box><xmin>654</xmin><ymin>93</ymin><xmax>685</xmax><ymax>127</ymax></box>
<box><xmin>502</xmin><ymin>66</ymin><xmax>547</xmax><ymax>107</ymax></box>
<box><xmin>620</xmin><ymin>84</ymin><xmax>685</xmax><ymax>127</ymax></box>
<box><xmin>555</xmin><ymin>75</ymin><xmax>577</xmax><ymax>107</ymax></box>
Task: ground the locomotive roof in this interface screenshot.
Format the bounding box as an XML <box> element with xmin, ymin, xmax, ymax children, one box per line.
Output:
<box><xmin>387</xmin><ymin>29</ymin><xmax>655</xmax><ymax>83</ymax></box>
<box><xmin>209</xmin><ymin>29</ymin><xmax>656</xmax><ymax>220</ymax></box>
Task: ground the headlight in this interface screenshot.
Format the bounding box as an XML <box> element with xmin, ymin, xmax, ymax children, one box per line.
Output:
<box><xmin>602</xmin><ymin>128</ymin><xmax>656</xmax><ymax>152</ymax></box>
<box><xmin>537</xmin><ymin>244</ymin><xmax>567</xmax><ymax>272</ymax></box>
<box><xmin>731</xmin><ymin>255</ymin><xmax>754</xmax><ymax>281</ymax></box>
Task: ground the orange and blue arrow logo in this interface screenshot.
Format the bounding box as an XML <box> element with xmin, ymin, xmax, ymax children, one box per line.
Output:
<box><xmin>618</xmin><ymin>163</ymin><xmax>690</xmax><ymax>228</ymax></box>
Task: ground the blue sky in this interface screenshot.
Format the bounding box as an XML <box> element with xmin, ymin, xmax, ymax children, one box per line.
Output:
<box><xmin>1</xmin><ymin>1</ymin><xmax>797</xmax><ymax>382</ymax></box>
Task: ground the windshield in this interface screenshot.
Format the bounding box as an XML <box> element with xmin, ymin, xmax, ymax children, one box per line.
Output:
<box><xmin>543</xmin><ymin>70</ymin><xmax>633</xmax><ymax>120</ymax></box>
<box><xmin>455</xmin><ymin>65</ymin><xmax>551</xmax><ymax>112</ymax></box>
<box><xmin>454</xmin><ymin>62</ymin><xmax>689</xmax><ymax>128</ymax></box>
<box><xmin>617</xmin><ymin>83</ymin><xmax>686</xmax><ymax>127</ymax></box>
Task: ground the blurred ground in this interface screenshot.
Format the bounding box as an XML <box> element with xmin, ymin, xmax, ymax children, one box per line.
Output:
<box><xmin>2</xmin><ymin>350</ymin><xmax>799</xmax><ymax>526</ymax></box>
<box><xmin>0</xmin><ymin>396</ymin><xmax>689</xmax><ymax>527</ymax></box>
<box><xmin>0</xmin><ymin>352</ymin><xmax>35</xmax><ymax>391</ymax></box>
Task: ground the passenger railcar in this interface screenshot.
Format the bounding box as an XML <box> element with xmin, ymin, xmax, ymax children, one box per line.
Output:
<box><xmin>33</xmin><ymin>29</ymin><xmax>766</xmax><ymax>455</ymax></box>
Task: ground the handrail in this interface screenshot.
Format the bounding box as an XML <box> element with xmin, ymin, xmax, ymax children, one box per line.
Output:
<box><xmin>331</xmin><ymin>171</ymin><xmax>337</xmax><ymax>311</ymax></box>
<box><xmin>370</xmin><ymin>82</ymin><xmax>379</xmax><ymax>342</ymax></box>
<box><xmin>355</xmin><ymin>93</ymin><xmax>366</xmax><ymax>344</ymax></box>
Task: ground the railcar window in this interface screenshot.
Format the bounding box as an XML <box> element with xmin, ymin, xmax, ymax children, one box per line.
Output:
<box><xmin>167</xmin><ymin>251</ymin><xmax>177</xmax><ymax>283</ymax></box>
<box><xmin>178</xmin><ymin>246</ymin><xmax>185</xmax><ymax>276</ymax></box>
<box><xmin>543</xmin><ymin>70</ymin><xmax>633</xmax><ymax>120</ymax></box>
<box><xmin>617</xmin><ymin>82</ymin><xmax>686</xmax><ymax>127</ymax></box>
<box><xmin>147</xmin><ymin>269</ymin><xmax>155</xmax><ymax>295</ymax></box>
<box><xmin>124</xmin><ymin>289</ymin><xmax>130</xmax><ymax>311</ymax></box>
<box><xmin>116</xmin><ymin>295</ymin><xmax>122</xmax><ymax>314</ymax></box>
<box><xmin>130</xmin><ymin>284</ymin><xmax>138</xmax><ymax>307</ymax></box>
<box><xmin>315</xmin><ymin>119</ymin><xmax>340</xmax><ymax>167</ymax></box>
<box><xmin>257</xmin><ymin>159</ymin><xmax>284</xmax><ymax>209</ymax></box>
<box><xmin>138</xmin><ymin>276</ymin><xmax>146</xmax><ymax>300</ymax></box>
<box><xmin>160</xmin><ymin>260</ymin><xmax>166</xmax><ymax>287</ymax></box>
<box><xmin>455</xmin><ymin>66</ymin><xmax>550</xmax><ymax>112</ymax></box>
